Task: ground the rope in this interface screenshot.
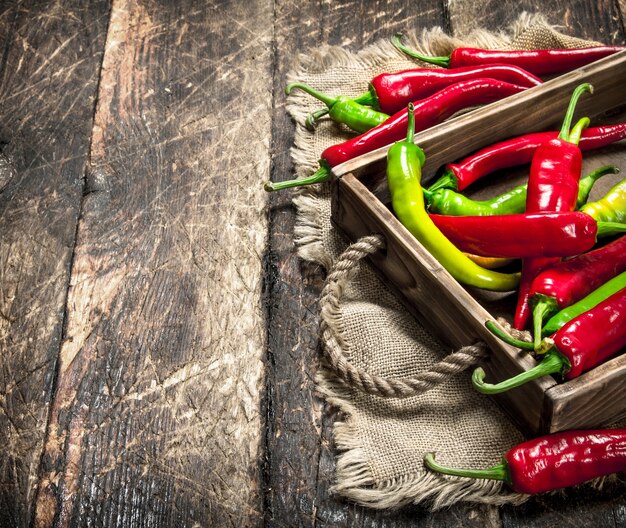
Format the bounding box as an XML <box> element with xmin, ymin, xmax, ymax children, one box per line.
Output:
<box><xmin>319</xmin><ymin>234</ymin><xmax>488</xmax><ymax>398</ymax></box>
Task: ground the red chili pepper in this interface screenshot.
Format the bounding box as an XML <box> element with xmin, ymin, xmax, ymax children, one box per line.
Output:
<box><xmin>393</xmin><ymin>34</ymin><xmax>625</xmax><ymax>76</ymax></box>
<box><xmin>428</xmin><ymin>124</ymin><xmax>626</xmax><ymax>193</ymax></box>
<box><xmin>514</xmin><ymin>83</ymin><xmax>592</xmax><ymax>330</ymax></box>
<box><xmin>424</xmin><ymin>429</ymin><xmax>626</xmax><ymax>494</ymax></box>
<box><xmin>529</xmin><ymin>235</ymin><xmax>626</xmax><ymax>348</ymax></box>
<box><xmin>264</xmin><ymin>78</ymin><xmax>527</xmax><ymax>192</ymax></box>
<box><xmin>429</xmin><ymin>211</ymin><xmax>626</xmax><ymax>258</ymax></box>
<box><xmin>475</xmin><ymin>285</ymin><xmax>626</xmax><ymax>393</ymax></box>
<box><xmin>351</xmin><ymin>64</ymin><xmax>543</xmax><ymax>115</ymax></box>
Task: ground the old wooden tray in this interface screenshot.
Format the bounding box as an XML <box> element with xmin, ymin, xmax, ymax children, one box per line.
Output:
<box><xmin>330</xmin><ymin>50</ymin><xmax>626</xmax><ymax>436</ymax></box>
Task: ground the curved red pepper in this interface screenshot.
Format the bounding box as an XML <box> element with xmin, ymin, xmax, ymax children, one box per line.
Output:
<box><xmin>447</xmin><ymin>47</ymin><xmax>625</xmax><ymax>75</ymax></box>
<box><xmin>364</xmin><ymin>64</ymin><xmax>542</xmax><ymax>114</ymax></box>
<box><xmin>265</xmin><ymin>78</ymin><xmax>527</xmax><ymax>192</ymax></box>
<box><xmin>529</xmin><ymin>235</ymin><xmax>626</xmax><ymax>347</ymax></box>
<box><xmin>392</xmin><ymin>36</ymin><xmax>625</xmax><ymax>75</ymax></box>
<box><xmin>514</xmin><ymin>83</ymin><xmax>592</xmax><ymax>330</ymax></box>
<box><xmin>428</xmin><ymin>124</ymin><xmax>626</xmax><ymax>193</ymax></box>
<box><xmin>425</xmin><ymin>429</ymin><xmax>626</xmax><ymax>494</ymax></box>
<box><xmin>429</xmin><ymin>211</ymin><xmax>626</xmax><ymax>258</ymax></box>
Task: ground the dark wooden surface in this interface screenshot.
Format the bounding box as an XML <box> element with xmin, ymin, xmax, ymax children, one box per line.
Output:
<box><xmin>0</xmin><ymin>1</ymin><xmax>624</xmax><ymax>527</ymax></box>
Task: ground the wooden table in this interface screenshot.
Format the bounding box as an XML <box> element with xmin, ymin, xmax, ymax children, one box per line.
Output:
<box><xmin>1</xmin><ymin>1</ymin><xmax>624</xmax><ymax>526</ymax></box>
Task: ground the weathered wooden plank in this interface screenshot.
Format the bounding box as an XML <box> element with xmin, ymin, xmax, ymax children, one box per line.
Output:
<box><xmin>264</xmin><ymin>0</ymin><xmax>332</xmax><ymax>524</ymax></box>
<box><xmin>0</xmin><ymin>1</ymin><xmax>110</xmax><ymax>527</ymax></box>
<box><xmin>448</xmin><ymin>0</ymin><xmax>624</xmax><ymax>44</ymax></box>
<box><xmin>31</xmin><ymin>0</ymin><xmax>273</xmax><ymax>526</ymax></box>
<box><xmin>501</xmin><ymin>482</ymin><xmax>626</xmax><ymax>528</ymax></box>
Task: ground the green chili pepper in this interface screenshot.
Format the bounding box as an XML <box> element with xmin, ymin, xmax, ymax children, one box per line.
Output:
<box><xmin>581</xmin><ymin>177</ymin><xmax>626</xmax><ymax>223</ymax></box>
<box><xmin>542</xmin><ymin>271</ymin><xmax>626</xmax><ymax>336</ymax></box>
<box><xmin>387</xmin><ymin>104</ymin><xmax>520</xmax><ymax>292</ymax></box>
<box><xmin>422</xmin><ymin>183</ymin><xmax>527</xmax><ymax>216</ymax></box>
<box><xmin>286</xmin><ymin>82</ymin><xmax>389</xmax><ymax>133</ymax></box>
<box><xmin>422</xmin><ymin>164</ymin><xmax>616</xmax><ymax>216</ymax></box>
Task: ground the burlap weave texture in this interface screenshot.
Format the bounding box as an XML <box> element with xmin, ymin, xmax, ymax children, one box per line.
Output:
<box><xmin>287</xmin><ymin>13</ymin><xmax>603</xmax><ymax>510</ymax></box>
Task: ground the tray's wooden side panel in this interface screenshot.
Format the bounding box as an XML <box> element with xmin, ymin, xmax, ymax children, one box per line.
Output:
<box><xmin>331</xmin><ymin>173</ymin><xmax>556</xmax><ymax>435</ymax></box>
<box><xmin>543</xmin><ymin>355</ymin><xmax>626</xmax><ymax>433</ymax></box>
<box><xmin>335</xmin><ymin>50</ymin><xmax>626</xmax><ymax>182</ymax></box>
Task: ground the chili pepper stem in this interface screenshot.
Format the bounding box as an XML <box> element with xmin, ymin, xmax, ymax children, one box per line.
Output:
<box><xmin>264</xmin><ymin>164</ymin><xmax>330</xmax><ymax>192</ymax></box>
<box><xmin>285</xmin><ymin>82</ymin><xmax>338</xmax><ymax>108</ymax></box>
<box><xmin>472</xmin><ymin>349</ymin><xmax>567</xmax><ymax>394</ymax></box>
<box><xmin>352</xmin><ymin>89</ymin><xmax>377</xmax><ymax>108</ymax></box>
<box><xmin>558</xmin><ymin>83</ymin><xmax>593</xmax><ymax>143</ymax></box>
<box><xmin>427</xmin><ymin>169</ymin><xmax>458</xmax><ymax>193</ymax></box>
<box><xmin>485</xmin><ymin>320</ymin><xmax>535</xmax><ymax>350</ymax></box>
<box><xmin>532</xmin><ymin>296</ymin><xmax>559</xmax><ymax>350</ymax></box>
<box><xmin>577</xmin><ymin>165</ymin><xmax>619</xmax><ymax>208</ymax></box>
<box><xmin>570</xmin><ymin>117</ymin><xmax>591</xmax><ymax>144</ymax></box>
<box><xmin>421</xmin><ymin>187</ymin><xmax>434</xmax><ymax>203</ymax></box>
<box><xmin>596</xmin><ymin>221</ymin><xmax>626</xmax><ymax>237</ymax></box>
<box><xmin>424</xmin><ymin>453</ymin><xmax>509</xmax><ymax>483</ymax></box>
<box><xmin>391</xmin><ymin>34</ymin><xmax>451</xmax><ymax>67</ymax></box>
<box><xmin>305</xmin><ymin>108</ymin><xmax>330</xmax><ymax>130</ymax></box>
<box><xmin>405</xmin><ymin>103</ymin><xmax>415</xmax><ymax>143</ymax></box>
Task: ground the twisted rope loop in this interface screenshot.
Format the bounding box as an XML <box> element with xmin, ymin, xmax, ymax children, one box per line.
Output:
<box><xmin>319</xmin><ymin>234</ymin><xmax>488</xmax><ymax>398</ymax></box>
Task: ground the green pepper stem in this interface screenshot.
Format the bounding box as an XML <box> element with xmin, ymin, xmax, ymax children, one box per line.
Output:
<box><xmin>569</xmin><ymin>117</ymin><xmax>590</xmax><ymax>145</ymax></box>
<box><xmin>405</xmin><ymin>103</ymin><xmax>415</xmax><ymax>144</ymax></box>
<box><xmin>264</xmin><ymin>164</ymin><xmax>330</xmax><ymax>192</ymax></box>
<box><xmin>532</xmin><ymin>297</ymin><xmax>559</xmax><ymax>350</ymax></box>
<box><xmin>421</xmin><ymin>186</ymin><xmax>434</xmax><ymax>201</ymax></box>
<box><xmin>286</xmin><ymin>82</ymin><xmax>338</xmax><ymax>109</ymax></box>
<box><xmin>558</xmin><ymin>83</ymin><xmax>593</xmax><ymax>144</ymax></box>
<box><xmin>577</xmin><ymin>165</ymin><xmax>619</xmax><ymax>208</ymax></box>
<box><xmin>596</xmin><ymin>221</ymin><xmax>626</xmax><ymax>237</ymax></box>
<box><xmin>352</xmin><ymin>89</ymin><xmax>377</xmax><ymax>108</ymax></box>
<box><xmin>427</xmin><ymin>169</ymin><xmax>458</xmax><ymax>193</ymax></box>
<box><xmin>391</xmin><ymin>34</ymin><xmax>451</xmax><ymax>67</ymax></box>
<box><xmin>305</xmin><ymin>108</ymin><xmax>330</xmax><ymax>130</ymax></box>
<box><xmin>424</xmin><ymin>453</ymin><xmax>509</xmax><ymax>483</ymax></box>
<box><xmin>472</xmin><ymin>349</ymin><xmax>567</xmax><ymax>394</ymax></box>
<box><xmin>485</xmin><ymin>320</ymin><xmax>534</xmax><ymax>350</ymax></box>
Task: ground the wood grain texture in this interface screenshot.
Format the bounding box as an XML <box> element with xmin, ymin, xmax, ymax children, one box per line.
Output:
<box><xmin>31</xmin><ymin>0</ymin><xmax>272</xmax><ymax>526</ymax></box>
<box><xmin>448</xmin><ymin>0</ymin><xmax>624</xmax><ymax>45</ymax></box>
<box><xmin>0</xmin><ymin>1</ymin><xmax>110</xmax><ymax>526</ymax></box>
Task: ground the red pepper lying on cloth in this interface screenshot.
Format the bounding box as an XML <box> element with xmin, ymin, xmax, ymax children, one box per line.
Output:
<box><xmin>427</xmin><ymin>124</ymin><xmax>626</xmax><ymax>193</ymax></box>
<box><xmin>472</xmin><ymin>286</ymin><xmax>626</xmax><ymax>394</ymax></box>
<box><xmin>424</xmin><ymin>429</ymin><xmax>626</xmax><ymax>494</ymax></box>
<box><xmin>429</xmin><ymin>211</ymin><xmax>626</xmax><ymax>258</ymax></box>
<box><xmin>264</xmin><ymin>78</ymin><xmax>527</xmax><ymax>191</ymax></box>
<box><xmin>392</xmin><ymin>34</ymin><xmax>625</xmax><ymax>75</ymax></box>
<box><xmin>302</xmin><ymin>64</ymin><xmax>543</xmax><ymax>123</ymax></box>
<box><xmin>514</xmin><ymin>83</ymin><xmax>592</xmax><ymax>330</ymax></box>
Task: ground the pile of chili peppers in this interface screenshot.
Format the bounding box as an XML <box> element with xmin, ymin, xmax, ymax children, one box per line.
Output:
<box><xmin>267</xmin><ymin>36</ymin><xmax>626</xmax><ymax>494</ymax></box>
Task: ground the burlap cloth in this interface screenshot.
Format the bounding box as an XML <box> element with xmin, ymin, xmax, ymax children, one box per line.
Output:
<box><xmin>285</xmin><ymin>13</ymin><xmax>606</xmax><ymax>510</ymax></box>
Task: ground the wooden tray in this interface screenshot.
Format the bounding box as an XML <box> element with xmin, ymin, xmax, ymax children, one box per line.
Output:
<box><xmin>329</xmin><ymin>50</ymin><xmax>626</xmax><ymax>436</ymax></box>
